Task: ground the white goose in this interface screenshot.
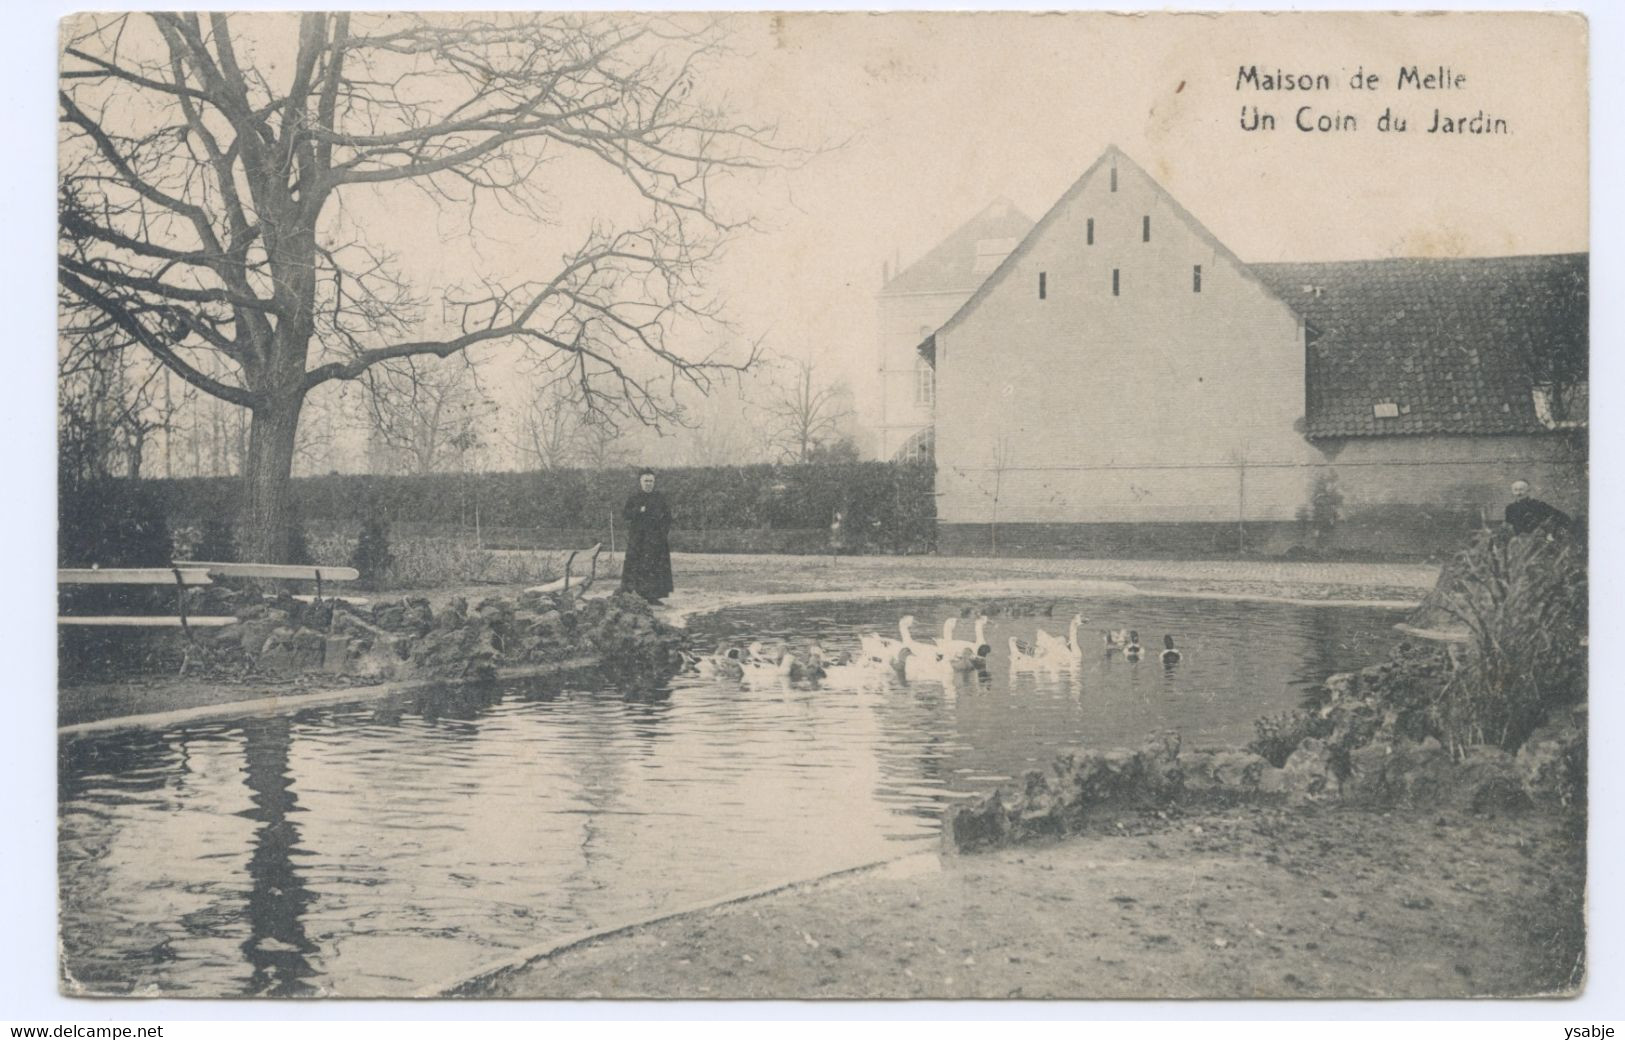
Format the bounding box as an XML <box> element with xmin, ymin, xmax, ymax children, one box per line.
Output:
<box><xmin>941</xmin><ymin>616</ymin><xmax>991</xmax><ymax>660</ymax></box>
<box><xmin>1035</xmin><ymin>614</ymin><xmax>1084</xmax><ymax>660</ymax></box>
<box><xmin>739</xmin><ymin>646</ymin><xmax>795</xmax><ymax>685</ymax></box>
<box><xmin>816</xmin><ymin>649</ymin><xmax>897</xmax><ymax>690</ymax></box>
<box><xmin>860</xmin><ymin>615</ymin><xmax>917</xmax><ymax>662</ymax></box>
<box><xmin>896</xmin><ymin>643</ymin><xmax>963</xmax><ymax>684</ymax></box>
<box><xmin>1010</xmin><ymin>617</ymin><xmax>1085</xmax><ymax>672</ymax></box>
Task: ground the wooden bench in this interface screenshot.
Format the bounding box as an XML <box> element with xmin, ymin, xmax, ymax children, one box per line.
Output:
<box><xmin>58</xmin><ymin>566</ymin><xmax>238</xmax><ymax>640</ymax></box>
<box><xmin>524</xmin><ymin>543</ymin><xmax>603</xmax><ymax>597</ymax></box>
<box><xmin>174</xmin><ymin>561</ymin><xmax>368</xmax><ymax>605</ymax></box>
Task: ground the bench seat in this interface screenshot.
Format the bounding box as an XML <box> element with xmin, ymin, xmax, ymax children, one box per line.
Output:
<box><xmin>58</xmin><ymin>615</ymin><xmax>239</xmax><ymax>628</ymax></box>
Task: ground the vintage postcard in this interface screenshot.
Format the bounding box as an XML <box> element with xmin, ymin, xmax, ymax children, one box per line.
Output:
<box><xmin>54</xmin><ymin>10</ymin><xmax>1587</xmax><ymax>1001</ymax></box>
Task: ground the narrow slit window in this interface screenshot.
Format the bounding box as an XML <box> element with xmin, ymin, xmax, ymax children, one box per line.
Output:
<box><xmin>1038</xmin><ymin>271</ymin><xmax>1047</xmax><ymax>299</ymax></box>
<box><xmin>1112</xmin><ymin>268</ymin><xmax>1120</xmax><ymax>296</ymax></box>
<box><xmin>1193</xmin><ymin>264</ymin><xmax>1202</xmax><ymax>293</ymax></box>
<box><xmin>1110</xmin><ymin>166</ymin><xmax>1118</xmax><ymax>192</ymax></box>
<box><xmin>1143</xmin><ymin>215</ymin><xmax>1151</xmax><ymax>242</ymax></box>
<box><xmin>1086</xmin><ymin>218</ymin><xmax>1094</xmax><ymax>245</ymax></box>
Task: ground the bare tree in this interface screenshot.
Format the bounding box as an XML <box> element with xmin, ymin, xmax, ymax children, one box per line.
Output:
<box><xmin>58</xmin><ymin>301</ymin><xmax>176</xmax><ymax>484</ymax></box>
<box><xmin>575</xmin><ymin>415</ymin><xmax>634</xmax><ymax>469</ymax></box>
<box><xmin>59</xmin><ymin>12</ymin><xmax>786</xmax><ymax>559</ymax></box>
<box><xmin>508</xmin><ymin>376</ymin><xmax>584</xmax><ymax>471</ymax></box>
<box><xmin>763</xmin><ymin>357</ymin><xmax>854</xmax><ymax>463</ymax></box>
<box><xmin>358</xmin><ymin>355</ymin><xmax>492</xmax><ymax>474</ymax></box>
<box><xmin>291</xmin><ymin>383</ymin><xmax>343</xmax><ymax>475</ymax></box>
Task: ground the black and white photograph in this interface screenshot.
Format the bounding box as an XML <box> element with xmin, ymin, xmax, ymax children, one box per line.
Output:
<box><xmin>46</xmin><ymin>7</ymin><xmax>1593</xmax><ymax>1006</ymax></box>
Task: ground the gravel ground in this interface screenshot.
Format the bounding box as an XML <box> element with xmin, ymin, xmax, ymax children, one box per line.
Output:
<box><xmin>473</xmin><ymin>801</ymin><xmax>1585</xmax><ymax>1001</ymax></box>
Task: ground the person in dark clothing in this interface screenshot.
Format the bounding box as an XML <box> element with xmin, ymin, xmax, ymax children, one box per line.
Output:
<box><xmin>620</xmin><ymin>469</ymin><xmax>674</xmax><ymax>602</ymax></box>
<box><xmin>1504</xmin><ymin>479</ymin><xmax>1572</xmax><ymax>535</ymax></box>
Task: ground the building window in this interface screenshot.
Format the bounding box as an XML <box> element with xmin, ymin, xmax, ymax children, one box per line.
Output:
<box><xmin>1110</xmin><ymin>165</ymin><xmax>1118</xmax><ymax>192</ymax></box>
<box><xmin>1193</xmin><ymin>264</ymin><xmax>1202</xmax><ymax>292</ymax></box>
<box><xmin>1038</xmin><ymin>272</ymin><xmax>1047</xmax><ymax>299</ymax></box>
<box><xmin>896</xmin><ymin>428</ymin><xmax>935</xmax><ymax>463</ymax></box>
<box><xmin>1087</xmin><ymin>218</ymin><xmax>1094</xmax><ymax>245</ymax></box>
<box><xmin>1143</xmin><ymin>215</ymin><xmax>1151</xmax><ymax>242</ymax></box>
<box><xmin>915</xmin><ymin>356</ymin><xmax>935</xmax><ymax>407</ymax></box>
<box><xmin>1112</xmin><ymin>268</ymin><xmax>1120</xmax><ymax>296</ymax></box>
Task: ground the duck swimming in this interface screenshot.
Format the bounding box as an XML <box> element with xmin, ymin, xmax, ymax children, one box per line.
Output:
<box><xmin>739</xmin><ymin>645</ymin><xmax>795</xmax><ymax>685</ymax></box>
<box><xmin>683</xmin><ymin>644</ymin><xmax>745</xmax><ymax>679</ymax></box>
<box><xmin>1123</xmin><ymin>630</ymin><xmax>1144</xmax><ymax>661</ymax></box>
<box><xmin>1160</xmin><ymin>635</ymin><xmax>1182</xmax><ymax>664</ymax></box>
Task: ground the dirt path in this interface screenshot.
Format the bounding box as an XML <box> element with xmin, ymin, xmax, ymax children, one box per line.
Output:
<box><xmin>473</xmin><ymin>802</ymin><xmax>1584</xmax><ymax>1000</ymax></box>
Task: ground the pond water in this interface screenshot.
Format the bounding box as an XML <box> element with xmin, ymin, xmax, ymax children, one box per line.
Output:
<box><xmin>59</xmin><ymin>593</ymin><xmax>1403</xmax><ymax>997</ymax></box>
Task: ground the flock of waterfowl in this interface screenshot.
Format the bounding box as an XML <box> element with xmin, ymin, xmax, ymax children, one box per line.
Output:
<box><xmin>679</xmin><ymin>612</ymin><xmax>1182</xmax><ymax>690</ymax></box>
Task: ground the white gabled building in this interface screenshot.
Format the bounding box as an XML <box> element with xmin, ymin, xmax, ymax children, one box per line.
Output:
<box><xmin>872</xmin><ymin>199</ymin><xmax>1033</xmax><ymax>462</ymax></box>
<box><xmin>919</xmin><ymin>146</ymin><xmax>1586</xmax><ymax>557</ymax></box>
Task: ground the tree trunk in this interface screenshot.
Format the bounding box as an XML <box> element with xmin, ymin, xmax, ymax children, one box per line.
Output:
<box><xmin>241</xmin><ymin>394</ymin><xmax>305</xmax><ymax>563</ymax></box>
<box><xmin>126</xmin><ymin>428</ymin><xmax>144</xmax><ymax>480</ymax></box>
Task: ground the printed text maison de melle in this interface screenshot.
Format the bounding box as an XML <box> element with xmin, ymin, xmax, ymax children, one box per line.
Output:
<box><xmin>1235</xmin><ymin>65</ymin><xmax>1509</xmax><ymax>136</ymax></box>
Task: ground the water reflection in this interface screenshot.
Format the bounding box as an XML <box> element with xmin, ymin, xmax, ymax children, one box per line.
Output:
<box><xmin>59</xmin><ymin>594</ymin><xmax>1402</xmax><ymax>996</ymax></box>
<box><xmin>237</xmin><ymin>716</ymin><xmax>318</xmax><ymax>995</ymax></box>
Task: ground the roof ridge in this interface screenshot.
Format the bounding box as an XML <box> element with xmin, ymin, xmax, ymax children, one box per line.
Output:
<box><xmin>933</xmin><ymin>145</ymin><xmax>1304</xmax><ymax>339</ymax></box>
<box><xmin>879</xmin><ymin>198</ymin><xmax>1036</xmax><ymax>296</ymax></box>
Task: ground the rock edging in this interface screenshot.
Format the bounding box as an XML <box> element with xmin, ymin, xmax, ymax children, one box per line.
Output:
<box><xmin>942</xmin><ymin>709</ymin><xmax>1585</xmax><ymax>855</ymax></box>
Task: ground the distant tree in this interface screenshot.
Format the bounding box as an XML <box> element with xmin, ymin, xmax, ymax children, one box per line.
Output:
<box><xmin>359</xmin><ymin>355</ymin><xmax>492</xmax><ymax>475</ymax></box>
<box><xmin>764</xmin><ymin>358</ymin><xmax>854</xmax><ymax>463</ymax></box>
<box><xmin>575</xmin><ymin>416</ymin><xmax>634</xmax><ymax>469</ymax></box>
<box><xmin>508</xmin><ymin>377</ymin><xmax>583</xmax><ymax>472</ymax></box>
<box><xmin>671</xmin><ymin>389</ymin><xmax>759</xmax><ymax>466</ymax></box>
<box><xmin>59</xmin><ymin>12</ymin><xmax>787</xmax><ymax>560</ymax></box>
<box><xmin>58</xmin><ymin>302</ymin><xmax>174</xmax><ymax>484</ymax></box>
<box><xmin>806</xmin><ymin>434</ymin><xmax>861</xmax><ymax>465</ymax></box>
<box><xmin>1518</xmin><ymin>262</ymin><xmax>1589</xmax><ymax>427</ymax></box>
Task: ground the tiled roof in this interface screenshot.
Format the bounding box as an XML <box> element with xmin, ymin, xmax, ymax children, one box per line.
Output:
<box><xmin>1251</xmin><ymin>254</ymin><xmax>1588</xmax><ymax>438</ymax></box>
<box><xmin>881</xmin><ymin>199</ymin><xmax>1034</xmax><ymax>296</ymax></box>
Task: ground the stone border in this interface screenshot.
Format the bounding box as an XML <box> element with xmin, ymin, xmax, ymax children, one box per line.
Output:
<box><xmin>57</xmin><ymin>657</ymin><xmax>600</xmax><ymax>737</ymax></box>
<box><xmin>664</xmin><ymin>577</ymin><xmax>1420</xmax><ymax>627</ymax></box>
<box><xmin>422</xmin><ymin>851</ymin><xmax>941</xmax><ymax>998</ymax></box>
<box><xmin>61</xmin><ymin>575</ymin><xmax>1418</xmax><ymax>733</ymax></box>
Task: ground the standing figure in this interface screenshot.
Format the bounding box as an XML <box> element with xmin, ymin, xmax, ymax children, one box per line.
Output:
<box><xmin>1503</xmin><ymin>479</ymin><xmax>1572</xmax><ymax>536</ymax></box>
<box><xmin>620</xmin><ymin>469</ymin><xmax>674</xmax><ymax>602</ymax></box>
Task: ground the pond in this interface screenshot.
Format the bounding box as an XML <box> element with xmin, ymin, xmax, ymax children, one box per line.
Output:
<box><xmin>58</xmin><ymin>592</ymin><xmax>1403</xmax><ymax>997</ymax></box>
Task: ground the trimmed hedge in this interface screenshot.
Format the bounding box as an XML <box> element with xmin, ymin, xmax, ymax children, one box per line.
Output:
<box><xmin>70</xmin><ymin>461</ymin><xmax>938</xmax><ymax>556</ymax></box>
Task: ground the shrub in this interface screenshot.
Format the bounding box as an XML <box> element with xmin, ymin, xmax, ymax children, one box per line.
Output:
<box><xmin>194</xmin><ymin>518</ymin><xmax>238</xmax><ymax>563</ymax></box>
<box><xmin>58</xmin><ymin>479</ymin><xmax>173</xmax><ymax>567</ymax></box>
<box><xmin>286</xmin><ymin>512</ymin><xmax>314</xmax><ymax>567</ymax></box>
<box><xmin>1426</xmin><ymin>525</ymin><xmax>1587</xmax><ymax>753</ymax></box>
<box><xmin>1248</xmin><ymin>710</ymin><xmax>1331</xmax><ymax>767</ymax></box>
<box><xmin>351</xmin><ymin>518</ymin><xmax>393</xmax><ymax>588</ymax></box>
<box><xmin>142</xmin><ymin>460</ymin><xmax>938</xmax><ymax>554</ymax></box>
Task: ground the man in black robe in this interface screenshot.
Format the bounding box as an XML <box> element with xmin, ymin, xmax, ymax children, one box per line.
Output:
<box><xmin>620</xmin><ymin>469</ymin><xmax>674</xmax><ymax>601</ymax></box>
<box><xmin>1504</xmin><ymin>479</ymin><xmax>1572</xmax><ymax>535</ymax></box>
